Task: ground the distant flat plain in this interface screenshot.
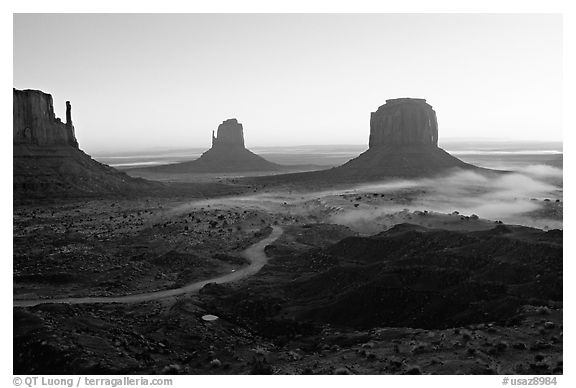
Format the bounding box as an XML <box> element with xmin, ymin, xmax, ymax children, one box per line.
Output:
<box><xmin>93</xmin><ymin>140</ymin><xmax>562</xmax><ymax>171</ymax></box>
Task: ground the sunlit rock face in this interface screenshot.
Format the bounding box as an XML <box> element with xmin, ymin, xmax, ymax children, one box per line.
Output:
<box><xmin>212</xmin><ymin>119</ymin><xmax>245</xmax><ymax>149</ymax></box>
<box><xmin>369</xmin><ymin>98</ymin><xmax>438</xmax><ymax>148</ymax></box>
<box><xmin>13</xmin><ymin>88</ymin><xmax>78</xmax><ymax>147</ymax></box>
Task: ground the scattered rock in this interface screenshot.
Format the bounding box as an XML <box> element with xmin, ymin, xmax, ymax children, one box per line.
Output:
<box><xmin>334</xmin><ymin>367</ymin><xmax>352</xmax><ymax>375</ymax></box>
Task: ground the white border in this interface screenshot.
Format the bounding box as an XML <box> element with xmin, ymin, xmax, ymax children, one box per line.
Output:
<box><xmin>4</xmin><ymin>1</ymin><xmax>574</xmax><ymax>386</ymax></box>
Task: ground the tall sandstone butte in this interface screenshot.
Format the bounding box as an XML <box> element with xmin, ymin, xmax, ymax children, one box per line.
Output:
<box><xmin>13</xmin><ymin>88</ymin><xmax>156</xmax><ymax>198</ymax></box>
<box><xmin>248</xmin><ymin>97</ymin><xmax>489</xmax><ymax>185</ymax></box>
<box><xmin>328</xmin><ymin>98</ymin><xmax>488</xmax><ymax>180</ymax></box>
<box><xmin>13</xmin><ymin>89</ymin><xmax>78</xmax><ymax>147</ymax></box>
<box><xmin>143</xmin><ymin>118</ymin><xmax>281</xmax><ymax>173</ymax></box>
<box><xmin>369</xmin><ymin>98</ymin><xmax>438</xmax><ymax>148</ymax></box>
<box><xmin>212</xmin><ymin>118</ymin><xmax>245</xmax><ymax>149</ymax></box>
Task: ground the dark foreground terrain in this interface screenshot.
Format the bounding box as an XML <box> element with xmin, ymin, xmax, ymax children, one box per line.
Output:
<box><xmin>14</xmin><ymin>195</ymin><xmax>562</xmax><ymax>375</ymax></box>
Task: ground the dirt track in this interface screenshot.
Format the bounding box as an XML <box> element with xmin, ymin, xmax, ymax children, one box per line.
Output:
<box><xmin>13</xmin><ymin>226</ymin><xmax>284</xmax><ymax>307</ymax></box>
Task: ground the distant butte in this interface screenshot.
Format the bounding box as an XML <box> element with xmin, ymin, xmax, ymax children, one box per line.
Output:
<box><xmin>336</xmin><ymin>97</ymin><xmax>479</xmax><ymax>176</ymax></box>
<box><xmin>212</xmin><ymin>119</ymin><xmax>246</xmax><ymax>149</ymax></box>
<box><xmin>142</xmin><ymin>118</ymin><xmax>283</xmax><ymax>173</ymax></box>
<box><xmin>248</xmin><ymin>98</ymin><xmax>493</xmax><ymax>185</ymax></box>
<box><xmin>369</xmin><ymin>98</ymin><xmax>438</xmax><ymax>148</ymax></box>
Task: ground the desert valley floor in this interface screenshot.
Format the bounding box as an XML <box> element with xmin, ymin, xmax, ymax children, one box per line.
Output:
<box><xmin>14</xmin><ymin>157</ymin><xmax>563</xmax><ymax>375</ymax></box>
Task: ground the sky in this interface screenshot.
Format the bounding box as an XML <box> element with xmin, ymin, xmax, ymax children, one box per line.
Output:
<box><xmin>13</xmin><ymin>13</ymin><xmax>562</xmax><ymax>153</ymax></box>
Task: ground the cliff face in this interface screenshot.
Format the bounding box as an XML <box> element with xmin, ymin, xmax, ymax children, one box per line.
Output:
<box><xmin>369</xmin><ymin>98</ymin><xmax>438</xmax><ymax>148</ymax></box>
<box><xmin>13</xmin><ymin>89</ymin><xmax>78</xmax><ymax>147</ymax></box>
<box><xmin>212</xmin><ymin>119</ymin><xmax>245</xmax><ymax>149</ymax></box>
<box><xmin>13</xmin><ymin>88</ymin><xmax>160</xmax><ymax>199</ymax></box>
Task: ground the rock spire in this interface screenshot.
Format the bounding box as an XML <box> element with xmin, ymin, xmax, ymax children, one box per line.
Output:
<box><xmin>13</xmin><ymin>88</ymin><xmax>78</xmax><ymax>147</ymax></box>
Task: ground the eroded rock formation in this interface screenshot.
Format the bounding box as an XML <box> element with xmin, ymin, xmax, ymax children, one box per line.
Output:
<box><xmin>212</xmin><ymin>119</ymin><xmax>245</xmax><ymax>149</ymax></box>
<box><xmin>248</xmin><ymin>98</ymin><xmax>492</xmax><ymax>185</ymax></box>
<box><xmin>369</xmin><ymin>98</ymin><xmax>438</xmax><ymax>148</ymax></box>
<box><xmin>13</xmin><ymin>89</ymin><xmax>78</xmax><ymax>147</ymax></box>
<box><xmin>143</xmin><ymin>118</ymin><xmax>282</xmax><ymax>173</ymax></box>
<box><xmin>13</xmin><ymin>88</ymin><xmax>157</xmax><ymax>198</ymax></box>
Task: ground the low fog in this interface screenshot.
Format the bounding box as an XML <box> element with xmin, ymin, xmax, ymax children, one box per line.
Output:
<box><xmin>332</xmin><ymin>166</ymin><xmax>562</xmax><ymax>233</ymax></box>
<box><xmin>167</xmin><ymin>164</ymin><xmax>562</xmax><ymax>235</ymax></box>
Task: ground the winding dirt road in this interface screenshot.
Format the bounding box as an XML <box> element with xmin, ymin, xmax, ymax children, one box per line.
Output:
<box><xmin>13</xmin><ymin>226</ymin><xmax>284</xmax><ymax>307</ymax></box>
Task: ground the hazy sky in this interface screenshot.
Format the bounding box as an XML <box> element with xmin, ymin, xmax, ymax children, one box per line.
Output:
<box><xmin>13</xmin><ymin>13</ymin><xmax>562</xmax><ymax>153</ymax></box>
